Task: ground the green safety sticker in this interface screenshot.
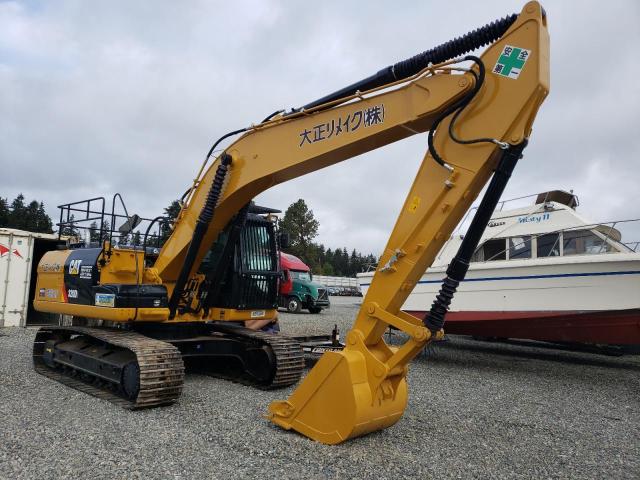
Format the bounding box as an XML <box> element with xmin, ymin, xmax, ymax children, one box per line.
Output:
<box><xmin>492</xmin><ymin>45</ymin><xmax>531</xmax><ymax>79</ymax></box>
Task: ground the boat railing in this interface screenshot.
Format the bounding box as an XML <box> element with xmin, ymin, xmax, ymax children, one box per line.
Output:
<box><xmin>454</xmin><ymin>190</ymin><xmax>574</xmax><ymax>235</ymax></box>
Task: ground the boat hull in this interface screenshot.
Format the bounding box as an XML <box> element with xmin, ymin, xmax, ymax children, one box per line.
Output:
<box><xmin>358</xmin><ymin>254</ymin><xmax>640</xmax><ymax>347</ymax></box>
<box><xmin>404</xmin><ymin>308</ymin><xmax>640</xmax><ymax>345</ymax></box>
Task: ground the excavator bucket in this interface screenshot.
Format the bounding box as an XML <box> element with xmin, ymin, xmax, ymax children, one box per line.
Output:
<box><xmin>268</xmin><ymin>348</ymin><xmax>408</xmax><ymax>445</ymax></box>
<box><xmin>269</xmin><ymin>311</ymin><xmax>435</xmax><ymax>444</ymax></box>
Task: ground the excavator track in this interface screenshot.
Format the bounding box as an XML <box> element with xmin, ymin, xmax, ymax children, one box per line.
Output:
<box><xmin>204</xmin><ymin>323</ymin><xmax>305</xmax><ymax>389</ymax></box>
<box><xmin>33</xmin><ymin>326</ymin><xmax>185</xmax><ymax>410</ymax></box>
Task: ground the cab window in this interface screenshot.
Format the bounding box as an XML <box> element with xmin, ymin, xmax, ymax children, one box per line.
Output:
<box><xmin>290</xmin><ymin>270</ymin><xmax>311</xmax><ymax>281</ymax></box>
<box><xmin>242</xmin><ymin>224</ymin><xmax>274</xmax><ymax>271</ymax></box>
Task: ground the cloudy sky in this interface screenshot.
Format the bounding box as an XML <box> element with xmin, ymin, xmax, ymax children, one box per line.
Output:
<box><xmin>2</xmin><ymin>0</ymin><xmax>639</xmax><ymax>255</ymax></box>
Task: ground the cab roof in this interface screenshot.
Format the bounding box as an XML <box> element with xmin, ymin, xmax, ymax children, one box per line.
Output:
<box><xmin>279</xmin><ymin>252</ymin><xmax>310</xmax><ymax>271</ymax></box>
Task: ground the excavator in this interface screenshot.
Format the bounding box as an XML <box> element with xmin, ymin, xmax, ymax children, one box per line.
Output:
<box><xmin>32</xmin><ymin>2</ymin><xmax>549</xmax><ymax>444</ymax></box>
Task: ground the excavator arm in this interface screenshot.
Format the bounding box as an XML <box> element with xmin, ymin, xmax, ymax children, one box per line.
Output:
<box><xmin>156</xmin><ymin>2</ymin><xmax>548</xmax><ymax>442</ymax></box>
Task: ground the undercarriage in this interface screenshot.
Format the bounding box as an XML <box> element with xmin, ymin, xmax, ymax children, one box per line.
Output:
<box><xmin>33</xmin><ymin>322</ymin><xmax>305</xmax><ymax>409</ymax></box>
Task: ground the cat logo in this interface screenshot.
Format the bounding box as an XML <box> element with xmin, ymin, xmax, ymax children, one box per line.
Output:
<box><xmin>68</xmin><ymin>259</ymin><xmax>82</xmax><ymax>275</ymax></box>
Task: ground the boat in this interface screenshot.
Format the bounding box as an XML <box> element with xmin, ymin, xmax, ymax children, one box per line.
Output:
<box><xmin>357</xmin><ymin>190</ymin><xmax>640</xmax><ymax>348</ymax></box>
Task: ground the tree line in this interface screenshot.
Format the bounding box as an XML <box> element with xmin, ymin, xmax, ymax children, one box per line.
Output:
<box><xmin>0</xmin><ymin>194</ymin><xmax>53</xmax><ymax>233</ymax></box>
<box><xmin>278</xmin><ymin>199</ymin><xmax>377</xmax><ymax>277</ymax></box>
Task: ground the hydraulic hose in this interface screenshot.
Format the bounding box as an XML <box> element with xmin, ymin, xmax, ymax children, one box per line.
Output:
<box><xmin>302</xmin><ymin>13</ymin><xmax>517</xmax><ymax>111</ymax></box>
<box><xmin>168</xmin><ymin>153</ymin><xmax>232</xmax><ymax>318</ymax></box>
<box><xmin>424</xmin><ymin>140</ymin><xmax>528</xmax><ymax>333</ymax></box>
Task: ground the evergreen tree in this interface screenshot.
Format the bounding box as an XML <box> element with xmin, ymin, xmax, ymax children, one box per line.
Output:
<box><xmin>333</xmin><ymin>248</ymin><xmax>344</xmax><ymax>276</ymax></box>
<box><xmin>279</xmin><ymin>199</ymin><xmax>319</xmax><ymax>262</ymax></box>
<box><xmin>2</xmin><ymin>194</ymin><xmax>53</xmax><ymax>233</ymax></box>
<box><xmin>0</xmin><ymin>197</ymin><xmax>10</xmax><ymax>227</ymax></box>
<box><xmin>88</xmin><ymin>221</ymin><xmax>107</xmax><ymax>243</ymax></box>
<box><xmin>350</xmin><ymin>249</ymin><xmax>360</xmax><ymax>275</ymax></box>
<box><xmin>89</xmin><ymin>221</ymin><xmax>99</xmax><ymax>242</ymax></box>
<box><xmin>160</xmin><ymin>199</ymin><xmax>182</xmax><ymax>243</ymax></box>
<box><xmin>35</xmin><ymin>202</ymin><xmax>53</xmax><ymax>233</ymax></box>
<box><xmin>132</xmin><ymin>231</ymin><xmax>142</xmax><ymax>247</ymax></box>
<box><xmin>342</xmin><ymin>247</ymin><xmax>349</xmax><ymax>274</ymax></box>
<box><xmin>26</xmin><ymin>201</ymin><xmax>40</xmax><ymax>231</ymax></box>
<box><xmin>325</xmin><ymin>248</ymin><xmax>334</xmax><ymax>269</ymax></box>
<box><xmin>9</xmin><ymin>194</ymin><xmax>27</xmax><ymax>230</ymax></box>
<box><xmin>322</xmin><ymin>262</ymin><xmax>335</xmax><ymax>275</ymax></box>
<box><xmin>60</xmin><ymin>214</ymin><xmax>80</xmax><ymax>238</ymax></box>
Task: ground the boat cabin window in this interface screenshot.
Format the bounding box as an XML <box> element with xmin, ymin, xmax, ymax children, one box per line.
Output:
<box><xmin>472</xmin><ymin>238</ymin><xmax>506</xmax><ymax>262</ymax></box>
<box><xmin>537</xmin><ymin>233</ymin><xmax>560</xmax><ymax>257</ymax></box>
<box><xmin>563</xmin><ymin>229</ymin><xmax>614</xmax><ymax>255</ymax></box>
<box><xmin>472</xmin><ymin>229</ymin><xmax>619</xmax><ymax>264</ymax></box>
<box><xmin>508</xmin><ymin>236</ymin><xmax>531</xmax><ymax>259</ymax></box>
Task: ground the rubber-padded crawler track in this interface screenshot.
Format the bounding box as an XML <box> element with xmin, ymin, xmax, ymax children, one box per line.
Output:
<box><xmin>206</xmin><ymin>324</ymin><xmax>305</xmax><ymax>389</ymax></box>
<box><xmin>33</xmin><ymin>326</ymin><xmax>185</xmax><ymax>410</ymax></box>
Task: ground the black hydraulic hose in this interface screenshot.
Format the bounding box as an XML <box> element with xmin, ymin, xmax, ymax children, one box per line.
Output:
<box><xmin>205</xmin><ymin>128</ymin><xmax>247</xmax><ymax>162</ymax></box>
<box><xmin>302</xmin><ymin>13</ymin><xmax>517</xmax><ymax>111</ymax></box>
<box><xmin>168</xmin><ymin>153</ymin><xmax>232</xmax><ymax>318</ymax></box>
<box><xmin>181</xmin><ymin>128</ymin><xmax>247</xmax><ymax>208</ymax></box>
<box><xmin>427</xmin><ymin>56</ymin><xmax>483</xmax><ymax>168</ymax></box>
<box><xmin>142</xmin><ymin>216</ymin><xmax>168</xmax><ymax>252</ymax></box>
<box><xmin>424</xmin><ymin>140</ymin><xmax>528</xmax><ymax>333</ymax></box>
<box><xmin>262</xmin><ymin>109</ymin><xmax>285</xmax><ymax>123</ymax></box>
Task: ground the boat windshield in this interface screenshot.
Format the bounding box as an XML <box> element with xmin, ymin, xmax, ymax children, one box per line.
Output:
<box><xmin>563</xmin><ymin>229</ymin><xmax>613</xmax><ymax>255</ymax></box>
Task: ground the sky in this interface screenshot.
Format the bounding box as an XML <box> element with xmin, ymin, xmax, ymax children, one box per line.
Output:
<box><xmin>1</xmin><ymin>0</ymin><xmax>639</xmax><ymax>256</ymax></box>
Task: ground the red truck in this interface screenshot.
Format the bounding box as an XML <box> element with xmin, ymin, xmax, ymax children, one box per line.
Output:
<box><xmin>279</xmin><ymin>252</ymin><xmax>330</xmax><ymax>313</ymax></box>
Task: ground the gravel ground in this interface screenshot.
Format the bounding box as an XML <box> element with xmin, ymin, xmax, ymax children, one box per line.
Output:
<box><xmin>1</xmin><ymin>296</ymin><xmax>638</xmax><ymax>479</ymax></box>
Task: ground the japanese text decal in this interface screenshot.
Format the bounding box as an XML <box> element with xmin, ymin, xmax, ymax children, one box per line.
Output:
<box><xmin>299</xmin><ymin>104</ymin><xmax>385</xmax><ymax>147</ymax></box>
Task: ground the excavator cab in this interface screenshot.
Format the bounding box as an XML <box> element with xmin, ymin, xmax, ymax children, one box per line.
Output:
<box><xmin>199</xmin><ymin>205</ymin><xmax>281</xmax><ymax>313</ymax></box>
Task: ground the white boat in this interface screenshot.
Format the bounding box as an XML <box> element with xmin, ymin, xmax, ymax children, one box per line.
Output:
<box><xmin>357</xmin><ymin>191</ymin><xmax>640</xmax><ymax>346</ymax></box>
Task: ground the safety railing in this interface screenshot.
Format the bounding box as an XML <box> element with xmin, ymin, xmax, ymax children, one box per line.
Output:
<box><xmin>56</xmin><ymin>194</ymin><xmax>171</xmax><ymax>252</ymax></box>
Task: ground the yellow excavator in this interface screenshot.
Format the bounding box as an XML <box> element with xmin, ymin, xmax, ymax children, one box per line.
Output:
<box><xmin>33</xmin><ymin>2</ymin><xmax>549</xmax><ymax>444</ymax></box>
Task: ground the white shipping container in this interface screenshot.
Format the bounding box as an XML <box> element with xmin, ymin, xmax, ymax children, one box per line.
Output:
<box><xmin>0</xmin><ymin>228</ymin><xmax>60</xmax><ymax>327</ymax></box>
<box><xmin>312</xmin><ymin>275</ymin><xmax>359</xmax><ymax>288</ymax></box>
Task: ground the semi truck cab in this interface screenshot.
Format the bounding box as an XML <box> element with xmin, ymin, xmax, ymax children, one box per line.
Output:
<box><xmin>279</xmin><ymin>252</ymin><xmax>330</xmax><ymax>314</ymax></box>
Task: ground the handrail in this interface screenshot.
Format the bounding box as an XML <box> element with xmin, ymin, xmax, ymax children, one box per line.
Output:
<box><xmin>56</xmin><ymin>194</ymin><xmax>168</xmax><ymax>249</ymax></box>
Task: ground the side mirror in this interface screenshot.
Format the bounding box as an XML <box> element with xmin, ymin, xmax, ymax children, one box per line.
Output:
<box><xmin>118</xmin><ymin>214</ymin><xmax>142</xmax><ymax>235</ymax></box>
<box><xmin>278</xmin><ymin>232</ymin><xmax>290</xmax><ymax>249</ymax></box>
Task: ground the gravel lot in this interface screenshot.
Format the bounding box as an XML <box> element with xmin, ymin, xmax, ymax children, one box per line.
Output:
<box><xmin>1</xmin><ymin>296</ymin><xmax>638</xmax><ymax>479</ymax></box>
